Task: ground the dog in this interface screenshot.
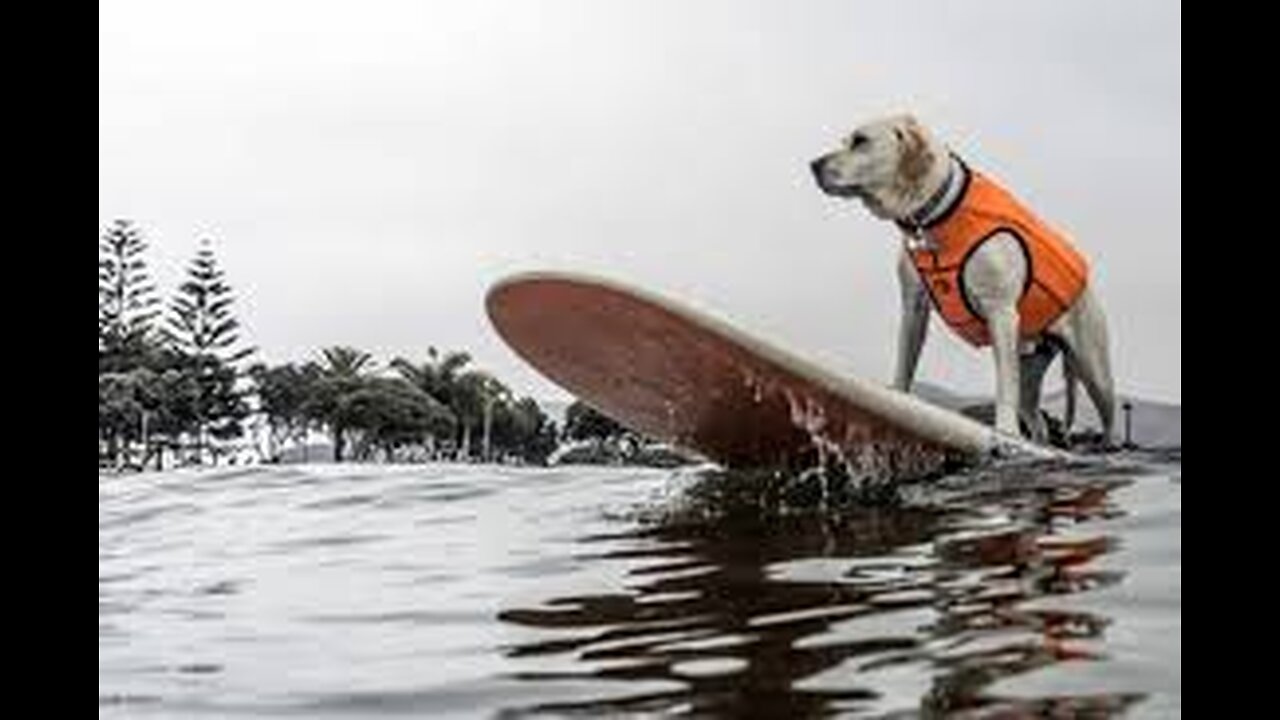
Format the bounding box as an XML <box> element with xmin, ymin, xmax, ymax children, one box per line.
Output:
<box><xmin>810</xmin><ymin>114</ymin><xmax>1115</xmax><ymax>443</ymax></box>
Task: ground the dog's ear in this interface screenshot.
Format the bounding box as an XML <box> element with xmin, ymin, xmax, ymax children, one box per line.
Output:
<box><xmin>895</xmin><ymin>116</ymin><xmax>934</xmax><ymax>188</ymax></box>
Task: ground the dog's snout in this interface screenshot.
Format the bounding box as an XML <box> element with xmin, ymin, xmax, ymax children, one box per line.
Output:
<box><xmin>809</xmin><ymin>157</ymin><xmax>827</xmax><ymax>184</ymax></box>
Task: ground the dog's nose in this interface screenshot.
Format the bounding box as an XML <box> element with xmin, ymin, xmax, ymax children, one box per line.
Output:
<box><xmin>809</xmin><ymin>157</ymin><xmax>827</xmax><ymax>184</ymax></box>
<box><xmin>808</xmin><ymin>156</ymin><xmax>829</xmax><ymax>185</ymax></box>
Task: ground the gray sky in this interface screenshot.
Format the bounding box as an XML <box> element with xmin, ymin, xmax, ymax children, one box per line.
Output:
<box><xmin>99</xmin><ymin>0</ymin><xmax>1181</xmax><ymax>403</ymax></box>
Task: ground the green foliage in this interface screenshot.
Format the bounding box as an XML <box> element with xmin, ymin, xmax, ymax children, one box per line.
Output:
<box><xmin>98</xmin><ymin>345</ymin><xmax>202</xmax><ymax>469</ymax></box>
<box><xmin>564</xmin><ymin>400</ymin><xmax>630</xmax><ymax>442</ymax></box>
<box><xmin>245</xmin><ymin>347</ymin><xmax>558</xmax><ymax>464</ymax></box>
<box><xmin>98</xmin><ymin>224</ymin><xmax>252</xmax><ymax>468</ymax></box>
<box><xmin>337</xmin><ymin>377</ymin><xmax>454</xmax><ymax>460</ymax></box>
<box><xmin>490</xmin><ymin>396</ymin><xmax>558</xmax><ymax>464</ymax></box>
<box><xmin>98</xmin><ymin>223</ymin><xmax>562</xmax><ymax>468</ymax></box>
<box><xmin>99</xmin><ymin>219</ymin><xmax>160</xmax><ymax>365</ymax></box>
<box><xmin>391</xmin><ymin>349</ymin><xmax>489</xmax><ymax>457</ymax></box>
<box><xmin>390</xmin><ymin>348</ymin><xmax>472</xmax><ymax>408</ymax></box>
<box><xmin>165</xmin><ymin>241</ymin><xmax>253</xmax><ymax>454</ymax></box>
<box><xmin>248</xmin><ymin>362</ymin><xmax>322</xmax><ymax>456</ymax></box>
<box><xmin>165</xmin><ymin>241</ymin><xmax>254</xmax><ymax>364</ymax></box>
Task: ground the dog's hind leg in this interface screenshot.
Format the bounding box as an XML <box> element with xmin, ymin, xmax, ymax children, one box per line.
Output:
<box><xmin>1051</xmin><ymin>288</ymin><xmax>1116</xmax><ymax>443</ymax></box>
<box><xmin>1018</xmin><ymin>340</ymin><xmax>1060</xmax><ymax>443</ymax></box>
<box><xmin>1064</xmin><ymin>346</ymin><xmax>1115</xmax><ymax>444</ymax></box>
<box><xmin>1061</xmin><ymin>353</ymin><xmax>1077</xmax><ymax>434</ymax></box>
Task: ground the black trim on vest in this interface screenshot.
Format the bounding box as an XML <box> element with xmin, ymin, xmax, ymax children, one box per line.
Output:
<box><xmin>955</xmin><ymin>228</ymin><xmax>1034</xmax><ymax>325</ymax></box>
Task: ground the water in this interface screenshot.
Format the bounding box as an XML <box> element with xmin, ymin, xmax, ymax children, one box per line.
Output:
<box><xmin>100</xmin><ymin>455</ymin><xmax>1180</xmax><ymax>718</ymax></box>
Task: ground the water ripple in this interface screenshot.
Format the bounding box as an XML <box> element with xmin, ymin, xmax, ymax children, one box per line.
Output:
<box><xmin>99</xmin><ymin>456</ymin><xmax>1180</xmax><ymax>718</ymax></box>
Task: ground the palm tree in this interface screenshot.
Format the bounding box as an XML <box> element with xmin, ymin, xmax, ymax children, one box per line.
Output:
<box><xmin>468</xmin><ymin>373</ymin><xmax>511</xmax><ymax>462</ymax></box>
<box><xmin>392</xmin><ymin>348</ymin><xmax>486</xmax><ymax>458</ymax></box>
<box><xmin>320</xmin><ymin>346</ymin><xmax>374</xmax><ymax>378</ymax></box>
<box><xmin>314</xmin><ymin>346</ymin><xmax>374</xmax><ymax>460</ymax></box>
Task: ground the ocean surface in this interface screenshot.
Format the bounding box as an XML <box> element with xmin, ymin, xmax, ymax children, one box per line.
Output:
<box><xmin>100</xmin><ymin>452</ymin><xmax>1180</xmax><ymax>718</ymax></box>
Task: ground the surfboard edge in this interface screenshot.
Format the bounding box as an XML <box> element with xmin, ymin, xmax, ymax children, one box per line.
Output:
<box><xmin>487</xmin><ymin>270</ymin><xmax>1061</xmax><ymax>460</ymax></box>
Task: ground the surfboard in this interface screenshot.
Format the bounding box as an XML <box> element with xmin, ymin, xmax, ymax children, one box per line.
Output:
<box><xmin>486</xmin><ymin>271</ymin><xmax>1055</xmax><ymax>475</ymax></box>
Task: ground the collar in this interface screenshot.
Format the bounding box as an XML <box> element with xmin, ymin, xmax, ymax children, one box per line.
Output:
<box><xmin>897</xmin><ymin>153</ymin><xmax>969</xmax><ymax>234</ymax></box>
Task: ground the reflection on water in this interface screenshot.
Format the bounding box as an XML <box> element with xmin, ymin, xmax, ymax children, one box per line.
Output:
<box><xmin>499</xmin><ymin>458</ymin><xmax>1173</xmax><ymax>717</ymax></box>
<box><xmin>99</xmin><ymin>456</ymin><xmax>1180</xmax><ymax>718</ymax></box>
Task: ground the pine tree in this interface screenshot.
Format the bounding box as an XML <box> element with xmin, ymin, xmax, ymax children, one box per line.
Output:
<box><xmin>166</xmin><ymin>241</ymin><xmax>254</xmax><ymax>363</ymax></box>
<box><xmin>166</xmin><ymin>240</ymin><xmax>254</xmax><ymax>458</ymax></box>
<box><xmin>98</xmin><ymin>219</ymin><xmax>159</xmax><ymax>367</ymax></box>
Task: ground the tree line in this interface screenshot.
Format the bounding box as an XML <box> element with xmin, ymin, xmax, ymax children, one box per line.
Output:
<box><xmin>99</xmin><ymin>219</ymin><xmax>253</xmax><ymax>469</ymax></box>
<box><xmin>98</xmin><ymin>219</ymin><xmax>600</xmax><ymax>470</ymax></box>
<box><xmin>249</xmin><ymin>346</ymin><xmax>557</xmax><ymax>465</ymax></box>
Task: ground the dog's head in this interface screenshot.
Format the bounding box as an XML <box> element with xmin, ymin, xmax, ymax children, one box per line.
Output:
<box><xmin>810</xmin><ymin>114</ymin><xmax>943</xmax><ymax>221</ymax></box>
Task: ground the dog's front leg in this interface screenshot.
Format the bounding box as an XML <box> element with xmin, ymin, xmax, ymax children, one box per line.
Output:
<box><xmin>894</xmin><ymin>250</ymin><xmax>930</xmax><ymax>391</ymax></box>
<box><xmin>963</xmin><ymin>233</ymin><xmax>1029</xmax><ymax>437</ymax></box>
<box><xmin>987</xmin><ymin>305</ymin><xmax>1022</xmax><ymax>436</ymax></box>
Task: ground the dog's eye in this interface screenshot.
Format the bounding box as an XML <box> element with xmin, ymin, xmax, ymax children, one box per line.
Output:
<box><xmin>848</xmin><ymin>133</ymin><xmax>869</xmax><ymax>150</ymax></box>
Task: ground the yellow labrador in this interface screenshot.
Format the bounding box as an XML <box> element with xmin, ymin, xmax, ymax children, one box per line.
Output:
<box><xmin>811</xmin><ymin>114</ymin><xmax>1114</xmax><ymax>443</ymax></box>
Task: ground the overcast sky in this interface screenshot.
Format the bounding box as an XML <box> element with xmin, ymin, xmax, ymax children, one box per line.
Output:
<box><xmin>100</xmin><ymin>1</ymin><xmax>1181</xmax><ymax>404</ymax></box>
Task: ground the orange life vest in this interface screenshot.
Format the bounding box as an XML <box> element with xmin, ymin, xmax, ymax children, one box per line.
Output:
<box><xmin>906</xmin><ymin>163</ymin><xmax>1088</xmax><ymax>347</ymax></box>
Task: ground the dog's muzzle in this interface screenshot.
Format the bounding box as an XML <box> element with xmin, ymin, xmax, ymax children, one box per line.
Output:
<box><xmin>810</xmin><ymin>156</ymin><xmax>860</xmax><ymax>198</ymax></box>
